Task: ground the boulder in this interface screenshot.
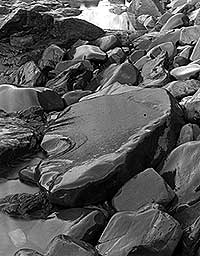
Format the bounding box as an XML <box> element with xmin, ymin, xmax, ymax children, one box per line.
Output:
<box><xmin>178</xmin><ymin>45</ymin><xmax>193</xmax><ymax>59</ymax></box>
<box><xmin>46</xmin><ymin>62</ymin><xmax>93</xmax><ymax>95</ymax></box>
<box><xmin>128</xmin><ymin>50</ymin><xmax>146</xmax><ymax>65</ymax></box>
<box><xmin>183</xmin><ymin>88</ymin><xmax>200</xmax><ymax>121</ymax></box>
<box><xmin>113</xmin><ymin>168</ymin><xmax>176</xmax><ymax>212</ymax></box>
<box><xmin>147</xmin><ymin>41</ymin><xmax>175</xmax><ymax>59</ymax></box>
<box><xmin>94</xmin><ymin>35</ymin><xmax>120</xmax><ymax>52</ymax></box>
<box><xmin>164</xmin><ymin>79</ymin><xmax>200</xmax><ymax>99</ymax></box>
<box><xmin>39</xmin><ymin>44</ymin><xmax>65</xmax><ymax>70</ymax></box>
<box><xmin>177</xmin><ymin>123</ymin><xmax>200</xmax><ymax>146</ymax></box>
<box><xmin>173</xmin><ymin>56</ymin><xmax>190</xmax><ymax>67</ymax></box>
<box><xmin>161</xmin><ymin>13</ymin><xmax>188</xmax><ymax>31</ymax></box>
<box><xmin>73</xmin><ymin>45</ymin><xmax>107</xmax><ymax>62</ymax></box>
<box><xmin>140</xmin><ymin>50</ymin><xmax>169</xmax><ymax>87</ymax></box>
<box><xmin>170</xmin><ymin>64</ymin><xmax>200</xmax><ymax>80</ymax></box>
<box><xmin>62</xmin><ymin>90</ymin><xmax>92</xmax><ymax>106</ymax></box>
<box><xmin>54</xmin><ymin>60</ymin><xmax>93</xmax><ymax>75</ymax></box>
<box><xmin>180</xmin><ymin>25</ymin><xmax>200</xmax><ymax>44</ymax></box>
<box><xmin>37</xmin><ymin>88</ymin><xmax>184</xmax><ymax>207</ymax></box>
<box><xmin>96</xmin><ymin>205</ymin><xmax>182</xmax><ymax>256</ymax></box>
<box><xmin>107</xmin><ymin>47</ymin><xmax>126</xmax><ymax>64</ymax></box>
<box><xmin>161</xmin><ymin>141</ymin><xmax>200</xmax><ymax>206</ymax></box>
<box><xmin>0</xmin><ymin>85</ymin><xmax>64</xmax><ymax>113</ymax></box>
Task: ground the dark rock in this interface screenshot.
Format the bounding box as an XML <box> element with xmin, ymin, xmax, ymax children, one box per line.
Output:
<box><xmin>107</xmin><ymin>47</ymin><xmax>126</xmax><ymax>64</ymax></box>
<box><xmin>73</xmin><ymin>45</ymin><xmax>107</xmax><ymax>61</ymax></box>
<box><xmin>173</xmin><ymin>56</ymin><xmax>190</xmax><ymax>67</ymax></box>
<box><xmin>46</xmin><ymin>62</ymin><xmax>93</xmax><ymax>95</ymax></box>
<box><xmin>37</xmin><ymin>88</ymin><xmax>184</xmax><ymax>207</ymax></box>
<box><xmin>0</xmin><ymin>85</ymin><xmax>64</xmax><ymax>113</ymax></box>
<box><xmin>183</xmin><ymin>88</ymin><xmax>200</xmax><ymax>121</ymax></box>
<box><xmin>180</xmin><ymin>25</ymin><xmax>200</xmax><ymax>44</ymax></box>
<box><xmin>161</xmin><ymin>141</ymin><xmax>200</xmax><ymax>206</ymax></box>
<box><xmin>161</xmin><ymin>13</ymin><xmax>188</xmax><ymax>31</ymax></box>
<box><xmin>94</xmin><ymin>35</ymin><xmax>120</xmax><ymax>52</ymax></box>
<box><xmin>62</xmin><ymin>90</ymin><xmax>92</xmax><ymax>106</ymax></box>
<box><xmin>164</xmin><ymin>79</ymin><xmax>200</xmax><ymax>99</ymax></box>
<box><xmin>128</xmin><ymin>50</ymin><xmax>146</xmax><ymax>65</ymax></box>
<box><xmin>113</xmin><ymin>168</ymin><xmax>176</xmax><ymax>212</ymax></box>
<box><xmin>88</xmin><ymin>62</ymin><xmax>139</xmax><ymax>91</ymax></box>
<box><xmin>54</xmin><ymin>60</ymin><xmax>93</xmax><ymax>75</ymax></box>
<box><xmin>177</xmin><ymin>123</ymin><xmax>200</xmax><ymax>146</ymax></box>
<box><xmin>134</xmin><ymin>55</ymin><xmax>151</xmax><ymax>70</ymax></box>
<box><xmin>140</xmin><ymin>50</ymin><xmax>169</xmax><ymax>87</ymax></box>
<box><xmin>11</xmin><ymin>61</ymin><xmax>42</xmax><ymax>87</ymax></box>
<box><xmin>170</xmin><ymin>64</ymin><xmax>200</xmax><ymax>80</ymax></box>
<box><xmin>39</xmin><ymin>44</ymin><xmax>65</xmax><ymax>70</ymax></box>
<box><xmin>96</xmin><ymin>205</ymin><xmax>182</xmax><ymax>256</ymax></box>
<box><xmin>0</xmin><ymin>192</ymin><xmax>52</xmax><ymax>219</ymax></box>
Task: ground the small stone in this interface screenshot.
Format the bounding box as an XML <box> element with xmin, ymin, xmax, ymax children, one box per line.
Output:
<box><xmin>96</xmin><ymin>205</ymin><xmax>182</xmax><ymax>256</ymax></box>
<box><xmin>183</xmin><ymin>88</ymin><xmax>200</xmax><ymax>122</ymax></box>
<box><xmin>107</xmin><ymin>47</ymin><xmax>126</xmax><ymax>64</ymax></box>
<box><xmin>94</xmin><ymin>35</ymin><xmax>120</xmax><ymax>52</ymax></box>
<box><xmin>113</xmin><ymin>168</ymin><xmax>176</xmax><ymax>212</ymax></box>
<box><xmin>180</xmin><ymin>25</ymin><xmax>200</xmax><ymax>44</ymax></box>
<box><xmin>134</xmin><ymin>55</ymin><xmax>151</xmax><ymax>70</ymax></box>
<box><xmin>177</xmin><ymin>123</ymin><xmax>200</xmax><ymax>146</ymax></box>
<box><xmin>161</xmin><ymin>13</ymin><xmax>188</xmax><ymax>31</ymax></box>
<box><xmin>147</xmin><ymin>41</ymin><xmax>175</xmax><ymax>58</ymax></box>
<box><xmin>178</xmin><ymin>45</ymin><xmax>193</xmax><ymax>59</ymax></box>
<box><xmin>62</xmin><ymin>90</ymin><xmax>92</xmax><ymax>106</ymax></box>
<box><xmin>54</xmin><ymin>60</ymin><xmax>93</xmax><ymax>75</ymax></box>
<box><xmin>128</xmin><ymin>50</ymin><xmax>146</xmax><ymax>65</ymax></box>
<box><xmin>190</xmin><ymin>37</ymin><xmax>200</xmax><ymax>61</ymax></box>
<box><xmin>173</xmin><ymin>56</ymin><xmax>190</xmax><ymax>67</ymax></box>
<box><xmin>170</xmin><ymin>64</ymin><xmax>200</xmax><ymax>80</ymax></box>
<box><xmin>14</xmin><ymin>249</ymin><xmax>43</xmax><ymax>256</ymax></box>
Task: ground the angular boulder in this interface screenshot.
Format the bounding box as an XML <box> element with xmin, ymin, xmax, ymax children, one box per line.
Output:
<box><xmin>38</xmin><ymin>88</ymin><xmax>184</xmax><ymax>207</ymax></box>
<box><xmin>73</xmin><ymin>45</ymin><xmax>107</xmax><ymax>61</ymax></box>
<box><xmin>96</xmin><ymin>205</ymin><xmax>182</xmax><ymax>256</ymax></box>
<box><xmin>183</xmin><ymin>88</ymin><xmax>200</xmax><ymax>121</ymax></box>
<box><xmin>170</xmin><ymin>64</ymin><xmax>200</xmax><ymax>80</ymax></box>
<box><xmin>180</xmin><ymin>25</ymin><xmax>200</xmax><ymax>44</ymax></box>
<box><xmin>161</xmin><ymin>141</ymin><xmax>200</xmax><ymax>206</ymax></box>
<box><xmin>113</xmin><ymin>168</ymin><xmax>176</xmax><ymax>212</ymax></box>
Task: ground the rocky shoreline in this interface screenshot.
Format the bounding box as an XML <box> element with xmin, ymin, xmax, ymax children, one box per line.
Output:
<box><xmin>1</xmin><ymin>0</ymin><xmax>200</xmax><ymax>255</ymax></box>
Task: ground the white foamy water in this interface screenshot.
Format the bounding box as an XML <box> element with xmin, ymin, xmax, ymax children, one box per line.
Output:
<box><xmin>77</xmin><ymin>0</ymin><xmax>135</xmax><ymax>30</ymax></box>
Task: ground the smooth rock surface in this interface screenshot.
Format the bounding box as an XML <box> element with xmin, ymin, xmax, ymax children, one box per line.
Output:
<box><xmin>184</xmin><ymin>88</ymin><xmax>200</xmax><ymax>121</ymax></box>
<box><xmin>38</xmin><ymin>88</ymin><xmax>184</xmax><ymax>207</ymax></box>
<box><xmin>73</xmin><ymin>45</ymin><xmax>107</xmax><ymax>61</ymax></box>
<box><xmin>170</xmin><ymin>64</ymin><xmax>200</xmax><ymax>80</ymax></box>
<box><xmin>113</xmin><ymin>168</ymin><xmax>176</xmax><ymax>212</ymax></box>
<box><xmin>96</xmin><ymin>205</ymin><xmax>182</xmax><ymax>256</ymax></box>
<box><xmin>177</xmin><ymin>123</ymin><xmax>200</xmax><ymax>146</ymax></box>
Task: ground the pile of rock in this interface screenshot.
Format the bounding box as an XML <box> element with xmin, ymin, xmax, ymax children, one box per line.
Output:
<box><xmin>2</xmin><ymin>0</ymin><xmax>200</xmax><ymax>255</ymax></box>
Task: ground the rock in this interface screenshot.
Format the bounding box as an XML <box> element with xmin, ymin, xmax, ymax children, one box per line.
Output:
<box><xmin>128</xmin><ymin>50</ymin><xmax>146</xmax><ymax>65</ymax></box>
<box><xmin>147</xmin><ymin>41</ymin><xmax>175</xmax><ymax>59</ymax></box>
<box><xmin>183</xmin><ymin>88</ymin><xmax>200</xmax><ymax>121</ymax></box>
<box><xmin>107</xmin><ymin>47</ymin><xmax>126</xmax><ymax>64</ymax></box>
<box><xmin>177</xmin><ymin>123</ymin><xmax>200</xmax><ymax>146</ymax></box>
<box><xmin>46</xmin><ymin>62</ymin><xmax>93</xmax><ymax>95</ymax></box>
<box><xmin>113</xmin><ymin>168</ymin><xmax>176</xmax><ymax>212</ymax></box>
<box><xmin>62</xmin><ymin>90</ymin><xmax>92</xmax><ymax>106</ymax></box>
<box><xmin>0</xmin><ymin>113</ymin><xmax>43</xmax><ymax>166</ymax></box>
<box><xmin>178</xmin><ymin>45</ymin><xmax>193</xmax><ymax>59</ymax></box>
<box><xmin>94</xmin><ymin>35</ymin><xmax>120</xmax><ymax>52</ymax></box>
<box><xmin>140</xmin><ymin>50</ymin><xmax>169</xmax><ymax>87</ymax></box>
<box><xmin>173</xmin><ymin>56</ymin><xmax>190</xmax><ymax>67</ymax></box>
<box><xmin>89</xmin><ymin>62</ymin><xmax>139</xmax><ymax>91</ymax></box>
<box><xmin>164</xmin><ymin>79</ymin><xmax>200</xmax><ymax>99</ymax></box>
<box><xmin>0</xmin><ymin>85</ymin><xmax>64</xmax><ymax>113</ymax></box>
<box><xmin>161</xmin><ymin>13</ymin><xmax>188</xmax><ymax>31</ymax></box>
<box><xmin>15</xmin><ymin>235</ymin><xmax>98</xmax><ymax>256</ymax></box>
<box><xmin>54</xmin><ymin>60</ymin><xmax>93</xmax><ymax>75</ymax></box>
<box><xmin>73</xmin><ymin>45</ymin><xmax>107</xmax><ymax>62</ymax></box>
<box><xmin>170</xmin><ymin>64</ymin><xmax>200</xmax><ymax>80</ymax></box>
<box><xmin>134</xmin><ymin>55</ymin><xmax>151</xmax><ymax>70</ymax></box>
<box><xmin>96</xmin><ymin>205</ymin><xmax>182</xmax><ymax>256</ymax></box>
<box><xmin>12</xmin><ymin>61</ymin><xmax>43</xmax><ymax>87</ymax></box>
<box><xmin>0</xmin><ymin>192</ymin><xmax>52</xmax><ymax>220</ymax></box>
<box><xmin>39</xmin><ymin>44</ymin><xmax>65</xmax><ymax>70</ymax></box>
<box><xmin>161</xmin><ymin>141</ymin><xmax>200</xmax><ymax>206</ymax></box>
<box><xmin>37</xmin><ymin>88</ymin><xmax>184</xmax><ymax>207</ymax></box>
<box><xmin>190</xmin><ymin>38</ymin><xmax>200</xmax><ymax>61</ymax></box>
<box><xmin>180</xmin><ymin>25</ymin><xmax>200</xmax><ymax>44</ymax></box>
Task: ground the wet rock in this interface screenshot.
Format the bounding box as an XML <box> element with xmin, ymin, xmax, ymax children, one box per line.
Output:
<box><xmin>73</xmin><ymin>45</ymin><xmax>107</xmax><ymax>62</ymax></box>
<box><xmin>170</xmin><ymin>64</ymin><xmax>200</xmax><ymax>80</ymax></box>
<box><xmin>0</xmin><ymin>114</ymin><xmax>42</xmax><ymax>166</ymax></box>
<box><xmin>94</xmin><ymin>35</ymin><xmax>120</xmax><ymax>52</ymax></box>
<box><xmin>54</xmin><ymin>60</ymin><xmax>93</xmax><ymax>75</ymax></box>
<box><xmin>180</xmin><ymin>25</ymin><xmax>200</xmax><ymax>44</ymax></box>
<box><xmin>12</xmin><ymin>61</ymin><xmax>42</xmax><ymax>87</ymax></box>
<box><xmin>96</xmin><ymin>205</ymin><xmax>182</xmax><ymax>256</ymax></box>
<box><xmin>37</xmin><ymin>88</ymin><xmax>184</xmax><ymax>207</ymax></box>
<box><xmin>183</xmin><ymin>88</ymin><xmax>200</xmax><ymax>122</ymax></box>
<box><xmin>140</xmin><ymin>50</ymin><xmax>169</xmax><ymax>87</ymax></box>
<box><xmin>161</xmin><ymin>13</ymin><xmax>188</xmax><ymax>31</ymax></box>
<box><xmin>0</xmin><ymin>192</ymin><xmax>52</xmax><ymax>219</ymax></box>
<box><xmin>128</xmin><ymin>50</ymin><xmax>146</xmax><ymax>65</ymax></box>
<box><xmin>0</xmin><ymin>85</ymin><xmax>64</xmax><ymax>113</ymax></box>
<box><xmin>46</xmin><ymin>62</ymin><xmax>93</xmax><ymax>95</ymax></box>
<box><xmin>161</xmin><ymin>141</ymin><xmax>200</xmax><ymax>206</ymax></box>
<box><xmin>107</xmin><ymin>47</ymin><xmax>126</xmax><ymax>64</ymax></box>
<box><xmin>190</xmin><ymin>38</ymin><xmax>200</xmax><ymax>61</ymax></box>
<box><xmin>164</xmin><ymin>79</ymin><xmax>200</xmax><ymax>99</ymax></box>
<box><xmin>62</xmin><ymin>90</ymin><xmax>92</xmax><ymax>106</ymax></box>
<box><xmin>177</xmin><ymin>123</ymin><xmax>200</xmax><ymax>146</ymax></box>
<box><xmin>89</xmin><ymin>62</ymin><xmax>138</xmax><ymax>91</ymax></box>
<box><xmin>113</xmin><ymin>168</ymin><xmax>176</xmax><ymax>212</ymax></box>
<box><xmin>39</xmin><ymin>44</ymin><xmax>65</xmax><ymax>70</ymax></box>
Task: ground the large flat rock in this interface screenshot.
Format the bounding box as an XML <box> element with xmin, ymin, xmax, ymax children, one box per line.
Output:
<box><xmin>38</xmin><ymin>88</ymin><xmax>184</xmax><ymax>207</ymax></box>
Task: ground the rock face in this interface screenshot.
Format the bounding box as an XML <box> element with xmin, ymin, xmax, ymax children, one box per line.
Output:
<box><xmin>113</xmin><ymin>168</ymin><xmax>176</xmax><ymax>212</ymax></box>
<box><xmin>37</xmin><ymin>88</ymin><xmax>184</xmax><ymax>207</ymax></box>
<box><xmin>96</xmin><ymin>205</ymin><xmax>182</xmax><ymax>256</ymax></box>
<box><xmin>161</xmin><ymin>141</ymin><xmax>200</xmax><ymax>206</ymax></box>
<box><xmin>183</xmin><ymin>89</ymin><xmax>200</xmax><ymax>122</ymax></box>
